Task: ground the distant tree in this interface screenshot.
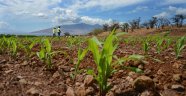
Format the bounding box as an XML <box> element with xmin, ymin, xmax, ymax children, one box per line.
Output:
<box><xmin>172</xmin><ymin>14</ymin><xmax>185</xmax><ymax>27</ymax></box>
<box><xmin>136</xmin><ymin>17</ymin><xmax>141</xmax><ymax>29</ymax></box>
<box><xmin>121</xmin><ymin>23</ymin><xmax>129</xmax><ymax>32</ymax></box>
<box><xmin>109</xmin><ymin>22</ymin><xmax>120</xmax><ymax>31</ymax></box>
<box><xmin>103</xmin><ymin>24</ymin><xmax>109</xmax><ymax>31</ymax></box>
<box><xmin>149</xmin><ymin>17</ymin><xmax>158</xmax><ymax>29</ymax></box>
<box><xmin>142</xmin><ymin>21</ymin><xmax>150</xmax><ymax>29</ymax></box>
<box><xmin>158</xmin><ymin>17</ymin><xmax>170</xmax><ymax>29</ymax></box>
<box><xmin>64</xmin><ymin>32</ymin><xmax>71</xmax><ymax>36</ymax></box>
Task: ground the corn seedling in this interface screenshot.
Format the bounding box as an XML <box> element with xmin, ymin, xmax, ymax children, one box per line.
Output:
<box><xmin>156</xmin><ymin>38</ymin><xmax>164</xmax><ymax>54</ymax></box>
<box><xmin>86</xmin><ymin>29</ymin><xmax>117</xmax><ymax>96</ymax></box>
<box><xmin>175</xmin><ymin>36</ymin><xmax>185</xmax><ymax>59</ymax></box>
<box><xmin>143</xmin><ymin>40</ymin><xmax>149</xmax><ymax>55</ymax></box>
<box><xmin>37</xmin><ymin>39</ymin><xmax>54</xmax><ymax>69</ymax></box>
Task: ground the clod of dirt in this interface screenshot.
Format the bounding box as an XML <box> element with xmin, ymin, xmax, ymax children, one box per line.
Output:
<box><xmin>0</xmin><ymin>59</ymin><xmax>6</xmax><ymax>64</ymax></box>
<box><xmin>5</xmin><ymin>69</ymin><xmax>13</xmax><ymax>74</ymax></box>
<box><xmin>21</xmin><ymin>61</ymin><xmax>28</xmax><ymax>66</ymax></box>
<box><xmin>140</xmin><ymin>90</ymin><xmax>160</xmax><ymax>96</ymax></box>
<box><xmin>171</xmin><ymin>84</ymin><xmax>185</xmax><ymax>92</ymax></box>
<box><xmin>19</xmin><ymin>79</ymin><xmax>27</xmax><ymax>85</ymax></box>
<box><xmin>86</xmin><ymin>87</ymin><xmax>95</xmax><ymax>95</ymax></box>
<box><xmin>106</xmin><ymin>91</ymin><xmax>115</xmax><ymax>96</ymax></box>
<box><xmin>26</xmin><ymin>87</ymin><xmax>40</xmax><ymax>96</ymax></box>
<box><xmin>84</xmin><ymin>75</ymin><xmax>94</xmax><ymax>86</ymax></box>
<box><xmin>52</xmin><ymin>71</ymin><xmax>61</xmax><ymax>79</ymax></box>
<box><xmin>138</xmin><ymin>65</ymin><xmax>144</xmax><ymax>70</ymax></box>
<box><xmin>133</xmin><ymin>76</ymin><xmax>155</xmax><ymax>92</ymax></box>
<box><xmin>50</xmin><ymin>91</ymin><xmax>61</xmax><ymax>96</ymax></box>
<box><xmin>173</xmin><ymin>74</ymin><xmax>182</xmax><ymax>82</ymax></box>
<box><xmin>34</xmin><ymin>81</ymin><xmax>42</xmax><ymax>86</ymax></box>
<box><xmin>61</xmin><ymin>66</ymin><xmax>71</xmax><ymax>72</ymax></box>
<box><xmin>66</xmin><ymin>87</ymin><xmax>75</xmax><ymax>96</ymax></box>
<box><xmin>75</xmin><ymin>84</ymin><xmax>86</xmax><ymax>96</ymax></box>
<box><xmin>161</xmin><ymin>89</ymin><xmax>179</xmax><ymax>96</ymax></box>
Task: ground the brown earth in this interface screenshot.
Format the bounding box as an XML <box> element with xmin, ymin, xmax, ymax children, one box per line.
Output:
<box><xmin>0</xmin><ymin>28</ymin><xmax>186</xmax><ymax>96</ymax></box>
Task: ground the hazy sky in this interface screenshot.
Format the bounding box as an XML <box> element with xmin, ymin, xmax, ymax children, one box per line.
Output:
<box><xmin>0</xmin><ymin>0</ymin><xmax>186</xmax><ymax>33</ymax></box>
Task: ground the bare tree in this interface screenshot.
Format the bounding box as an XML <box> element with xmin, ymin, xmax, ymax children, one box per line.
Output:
<box><xmin>149</xmin><ymin>17</ymin><xmax>158</xmax><ymax>29</ymax></box>
<box><xmin>121</xmin><ymin>23</ymin><xmax>129</xmax><ymax>32</ymax></box>
<box><xmin>103</xmin><ymin>24</ymin><xmax>109</xmax><ymax>31</ymax></box>
<box><xmin>142</xmin><ymin>21</ymin><xmax>150</xmax><ymax>29</ymax></box>
<box><xmin>172</xmin><ymin>14</ymin><xmax>185</xmax><ymax>27</ymax></box>
<box><xmin>158</xmin><ymin>17</ymin><xmax>170</xmax><ymax>29</ymax></box>
<box><xmin>109</xmin><ymin>22</ymin><xmax>120</xmax><ymax>31</ymax></box>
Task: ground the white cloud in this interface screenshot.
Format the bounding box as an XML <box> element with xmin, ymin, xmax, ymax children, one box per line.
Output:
<box><xmin>80</xmin><ymin>16</ymin><xmax>113</xmax><ymax>25</ymax></box>
<box><xmin>168</xmin><ymin>6</ymin><xmax>186</xmax><ymax>15</ymax></box>
<box><xmin>164</xmin><ymin>0</ymin><xmax>186</xmax><ymax>4</ymax></box>
<box><xmin>69</xmin><ymin>0</ymin><xmax>147</xmax><ymax>11</ymax></box>
<box><xmin>154</xmin><ymin>12</ymin><xmax>170</xmax><ymax>18</ymax></box>
<box><xmin>154</xmin><ymin>6</ymin><xmax>186</xmax><ymax>18</ymax></box>
<box><xmin>32</xmin><ymin>13</ymin><xmax>48</xmax><ymax>18</ymax></box>
<box><xmin>0</xmin><ymin>21</ymin><xmax>9</xmax><ymax>29</ymax></box>
<box><xmin>128</xmin><ymin>6</ymin><xmax>148</xmax><ymax>14</ymax></box>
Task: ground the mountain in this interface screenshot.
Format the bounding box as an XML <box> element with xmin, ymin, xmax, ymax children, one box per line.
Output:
<box><xmin>31</xmin><ymin>23</ymin><xmax>102</xmax><ymax>36</ymax></box>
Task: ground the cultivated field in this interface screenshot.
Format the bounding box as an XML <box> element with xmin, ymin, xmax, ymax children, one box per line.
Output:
<box><xmin>0</xmin><ymin>30</ymin><xmax>186</xmax><ymax>96</ymax></box>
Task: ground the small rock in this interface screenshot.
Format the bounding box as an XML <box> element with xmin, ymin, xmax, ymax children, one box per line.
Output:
<box><xmin>138</xmin><ymin>65</ymin><xmax>144</xmax><ymax>70</ymax></box>
<box><xmin>66</xmin><ymin>87</ymin><xmax>75</xmax><ymax>96</ymax></box>
<box><xmin>133</xmin><ymin>76</ymin><xmax>155</xmax><ymax>92</ymax></box>
<box><xmin>171</xmin><ymin>84</ymin><xmax>185</xmax><ymax>92</ymax></box>
<box><xmin>140</xmin><ymin>90</ymin><xmax>160</xmax><ymax>96</ymax></box>
<box><xmin>86</xmin><ymin>87</ymin><xmax>95</xmax><ymax>95</ymax></box>
<box><xmin>50</xmin><ymin>91</ymin><xmax>61</xmax><ymax>96</ymax></box>
<box><xmin>126</xmin><ymin>76</ymin><xmax>134</xmax><ymax>84</ymax></box>
<box><xmin>133</xmin><ymin>60</ymin><xmax>141</xmax><ymax>67</ymax></box>
<box><xmin>61</xmin><ymin>66</ymin><xmax>71</xmax><ymax>72</ymax></box>
<box><xmin>5</xmin><ymin>69</ymin><xmax>13</xmax><ymax>74</ymax></box>
<box><xmin>34</xmin><ymin>82</ymin><xmax>42</xmax><ymax>86</ymax></box>
<box><xmin>52</xmin><ymin>71</ymin><xmax>61</xmax><ymax>79</ymax></box>
<box><xmin>84</xmin><ymin>75</ymin><xmax>94</xmax><ymax>86</ymax></box>
<box><xmin>173</xmin><ymin>74</ymin><xmax>182</xmax><ymax>82</ymax></box>
<box><xmin>21</xmin><ymin>61</ymin><xmax>28</xmax><ymax>66</ymax></box>
<box><xmin>106</xmin><ymin>91</ymin><xmax>115</xmax><ymax>96</ymax></box>
<box><xmin>70</xmin><ymin>68</ymin><xmax>75</xmax><ymax>71</ymax></box>
<box><xmin>182</xmin><ymin>71</ymin><xmax>186</xmax><ymax>80</ymax></box>
<box><xmin>161</xmin><ymin>89</ymin><xmax>179</xmax><ymax>96</ymax></box>
<box><xmin>19</xmin><ymin>79</ymin><xmax>27</xmax><ymax>84</ymax></box>
<box><xmin>75</xmin><ymin>82</ymin><xmax>81</xmax><ymax>86</ymax></box>
<box><xmin>173</xmin><ymin>62</ymin><xmax>181</xmax><ymax>69</ymax></box>
<box><xmin>153</xmin><ymin>78</ymin><xmax>158</xmax><ymax>83</ymax></box>
<box><xmin>144</xmin><ymin>69</ymin><xmax>151</xmax><ymax>75</ymax></box>
<box><xmin>141</xmin><ymin>60</ymin><xmax>149</xmax><ymax>65</ymax></box>
<box><xmin>76</xmin><ymin>74</ymin><xmax>84</xmax><ymax>82</ymax></box>
<box><xmin>26</xmin><ymin>87</ymin><xmax>40</xmax><ymax>96</ymax></box>
<box><xmin>75</xmin><ymin>84</ymin><xmax>86</xmax><ymax>96</ymax></box>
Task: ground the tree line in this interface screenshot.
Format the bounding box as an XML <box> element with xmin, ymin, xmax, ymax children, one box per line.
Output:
<box><xmin>102</xmin><ymin>14</ymin><xmax>186</xmax><ymax>32</ymax></box>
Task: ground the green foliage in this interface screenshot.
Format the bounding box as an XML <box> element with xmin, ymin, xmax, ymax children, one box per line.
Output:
<box><xmin>143</xmin><ymin>40</ymin><xmax>149</xmax><ymax>54</ymax></box>
<box><xmin>156</xmin><ymin>38</ymin><xmax>164</xmax><ymax>54</ymax></box>
<box><xmin>37</xmin><ymin>39</ymin><xmax>54</xmax><ymax>69</ymax></box>
<box><xmin>87</xmin><ymin>29</ymin><xmax>117</xmax><ymax>95</ymax></box>
<box><xmin>175</xmin><ymin>36</ymin><xmax>185</xmax><ymax>59</ymax></box>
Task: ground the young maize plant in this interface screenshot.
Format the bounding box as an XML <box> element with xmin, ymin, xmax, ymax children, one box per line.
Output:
<box><xmin>143</xmin><ymin>40</ymin><xmax>150</xmax><ymax>55</ymax></box>
<box><xmin>37</xmin><ymin>39</ymin><xmax>54</xmax><ymax>69</ymax></box>
<box><xmin>175</xmin><ymin>36</ymin><xmax>185</xmax><ymax>59</ymax></box>
<box><xmin>156</xmin><ymin>38</ymin><xmax>164</xmax><ymax>54</ymax></box>
<box><xmin>86</xmin><ymin>29</ymin><xmax>118</xmax><ymax>96</ymax></box>
<box><xmin>10</xmin><ymin>39</ymin><xmax>17</xmax><ymax>57</ymax></box>
<box><xmin>20</xmin><ymin>40</ymin><xmax>37</xmax><ymax>59</ymax></box>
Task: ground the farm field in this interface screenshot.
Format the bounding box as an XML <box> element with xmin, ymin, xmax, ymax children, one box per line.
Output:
<box><xmin>0</xmin><ymin>31</ymin><xmax>186</xmax><ymax>96</ymax></box>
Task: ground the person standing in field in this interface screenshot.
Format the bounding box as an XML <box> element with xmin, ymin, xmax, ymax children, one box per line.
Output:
<box><xmin>53</xmin><ymin>27</ymin><xmax>57</xmax><ymax>37</ymax></box>
<box><xmin>57</xmin><ymin>26</ymin><xmax>61</xmax><ymax>37</ymax></box>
